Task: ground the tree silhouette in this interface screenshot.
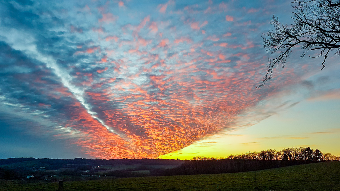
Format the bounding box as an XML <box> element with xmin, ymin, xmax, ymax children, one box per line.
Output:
<box><xmin>260</xmin><ymin>0</ymin><xmax>340</xmax><ymax>86</ymax></box>
<box><xmin>313</xmin><ymin>149</ymin><xmax>323</xmax><ymax>161</ymax></box>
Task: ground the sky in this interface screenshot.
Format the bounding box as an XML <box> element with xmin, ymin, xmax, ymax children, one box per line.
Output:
<box><xmin>0</xmin><ymin>0</ymin><xmax>339</xmax><ymax>159</ymax></box>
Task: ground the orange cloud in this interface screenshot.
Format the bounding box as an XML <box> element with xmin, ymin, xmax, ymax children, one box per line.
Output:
<box><xmin>226</xmin><ymin>15</ymin><xmax>234</xmax><ymax>21</ymax></box>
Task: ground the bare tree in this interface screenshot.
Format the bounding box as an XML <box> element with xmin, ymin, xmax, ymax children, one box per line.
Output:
<box><xmin>260</xmin><ymin>0</ymin><xmax>340</xmax><ymax>86</ymax></box>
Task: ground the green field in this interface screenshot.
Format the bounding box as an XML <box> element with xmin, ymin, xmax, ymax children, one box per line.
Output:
<box><xmin>1</xmin><ymin>162</ymin><xmax>339</xmax><ymax>191</ymax></box>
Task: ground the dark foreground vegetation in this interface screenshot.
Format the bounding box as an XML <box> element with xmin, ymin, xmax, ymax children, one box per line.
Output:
<box><xmin>1</xmin><ymin>161</ymin><xmax>339</xmax><ymax>191</ymax></box>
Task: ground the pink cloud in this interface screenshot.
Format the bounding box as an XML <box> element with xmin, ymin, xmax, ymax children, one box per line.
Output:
<box><xmin>201</xmin><ymin>49</ymin><xmax>214</xmax><ymax>57</ymax></box>
<box><xmin>204</xmin><ymin>7</ymin><xmax>211</xmax><ymax>14</ymax></box>
<box><xmin>100</xmin><ymin>56</ymin><xmax>107</xmax><ymax>63</ymax></box>
<box><xmin>247</xmin><ymin>8</ymin><xmax>259</xmax><ymax>13</ymax></box>
<box><xmin>243</xmin><ymin>54</ymin><xmax>250</xmax><ymax>60</ymax></box>
<box><xmin>134</xmin><ymin>16</ymin><xmax>150</xmax><ymax>35</ymax></box>
<box><xmin>207</xmin><ymin>35</ymin><xmax>219</xmax><ymax>41</ymax></box>
<box><xmin>190</xmin><ymin>22</ymin><xmax>200</xmax><ymax>30</ymax></box>
<box><xmin>223</xmin><ymin>32</ymin><xmax>232</xmax><ymax>37</ymax></box>
<box><xmin>159</xmin><ymin>0</ymin><xmax>174</xmax><ymax>14</ymax></box>
<box><xmin>92</xmin><ymin>27</ymin><xmax>104</xmax><ymax>34</ymax></box>
<box><xmin>174</xmin><ymin>37</ymin><xmax>192</xmax><ymax>44</ymax></box>
<box><xmin>106</xmin><ymin>50</ymin><xmax>114</xmax><ymax>57</ymax></box>
<box><xmin>105</xmin><ymin>36</ymin><xmax>119</xmax><ymax>42</ymax></box>
<box><xmin>118</xmin><ymin>1</ymin><xmax>124</xmax><ymax>7</ymax></box>
<box><xmin>86</xmin><ymin>47</ymin><xmax>99</xmax><ymax>53</ymax></box>
<box><xmin>201</xmin><ymin>21</ymin><xmax>208</xmax><ymax>27</ymax></box>
<box><xmin>97</xmin><ymin>67</ymin><xmax>108</xmax><ymax>73</ymax></box>
<box><xmin>219</xmin><ymin>2</ymin><xmax>227</xmax><ymax>10</ymax></box>
<box><xmin>226</xmin><ymin>15</ymin><xmax>234</xmax><ymax>21</ymax></box>
<box><xmin>99</xmin><ymin>13</ymin><xmax>117</xmax><ymax>23</ymax></box>
<box><xmin>218</xmin><ymin>54</ymin><xmax>225</xmax><ymax>60</ymax></box>
<box><xmin>159</xmin><ymin>3</ymin><xmax>168</xmax><ymax>13</ymax></box>
<box><xmin>241</xmin><ymin>40</ymin><xmax>255</xmax><ymax>49</ymax></box>
<box><xmin>138</xmin><ymin>37</ymin><xmax>151</xmax><ymax>46</ymax></box>
<box><xmin>233</xmin><ymin>45</ymin><xmax>243</xmax><ymax>49</ymax></box>
<box><xmin>83</xmin><ymin>5</ymin><xmax>90</xmax><ymax>12</ymax></box>
<box><xmin>158</xmin><ymin>39</ymin><xmax>169</xmax><ymax>47</ymax></box>
<box><xmin>149</xmin><ymin>22</ymin><xmax>158</xmax><ymax>33</ymax></box>
<box><xmin>219</xmin><ymin>43</ymin><xmax>228</xmax><ymax>47</ymax></box>
<box><xmin>202</xmin><ymin>30</ymin><xmax>206</xmax><ymax>34</ymax></box>
<box><xmin>216</xmin><ymin>60</ymin><xmax>231</xmax><ymax>63</ymax></box>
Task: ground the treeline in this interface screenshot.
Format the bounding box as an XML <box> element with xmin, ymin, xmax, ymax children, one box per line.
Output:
<box><xmin>156</xmin><ymin>147</ymin><xmax>339</xmax><ymax>176</ymax></box>
<box><xmin>193</xmin><ymin>147</ymin><xmax>339</xmax><ymax>161</ymax></box>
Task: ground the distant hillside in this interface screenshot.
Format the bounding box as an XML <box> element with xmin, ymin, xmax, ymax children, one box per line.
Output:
<box><xmin>1</xmin><ymin>161</ymin><xmax>339</xmax><ymax>190</ymax></box>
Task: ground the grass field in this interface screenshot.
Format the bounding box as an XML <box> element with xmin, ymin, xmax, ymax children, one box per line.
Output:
<box><xmin>1</xmin><ymin>161</ymin><xmax>339</xmax><ymax>191</ymax></box>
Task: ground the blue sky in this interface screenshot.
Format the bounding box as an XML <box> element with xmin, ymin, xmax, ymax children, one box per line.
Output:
<box><xmin>0</xmin><ymin>0</ymin><xmax>339</xmax><ymax>159</ymax></box>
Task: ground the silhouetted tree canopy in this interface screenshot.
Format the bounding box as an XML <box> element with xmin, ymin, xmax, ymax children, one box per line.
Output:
<box><xmin>261</xmin><ymin>0</ymin><xmax>340</xmax><ymax>86</ymax></box>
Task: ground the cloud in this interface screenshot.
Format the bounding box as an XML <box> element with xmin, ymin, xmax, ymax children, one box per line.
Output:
<box><xmin>0</xmin><ymin>0</ymin><xmax>337</xmax><ymax>159</ymax></box>
<box><xmin>99</xmin><ymin>13</ymin><xmax>117</xmax><ymax>23</ymax></box>
<box><xmin>307</xmin><ymin>89</ymin><xmax>340</xmax><ymax>102</ymax></box>
<box><xmin>149</xmin><ymin>22</ymin><xmax>158</xmax><ymax>33</ymax></box>
<box><xmin>226</xmin><ymin>15</ymin><xmax>234</xmax><ymax>21</ymax></box>
<box><xmin>241</xmin><ymin>142</ymin><xmax>258</xmax><ymax>145</ymax></box>
<box><xmin>309</xmin><ymin>128</ymin><xmax>340</xmax><ymax>135</ymax></box>
<box><xmin>287</xmin><ymin>137</ymin><xmax>309</xmax><ymax>140</ymax></box>
<box><xmin>158</xmin><ymin>0</ymin><xmax>174</xmax><ymax>14</ymax></box>
<box><xmin>118</xmin><ymin>1</ymin><xmax>124</xmax><ymax>7</ymax></box>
